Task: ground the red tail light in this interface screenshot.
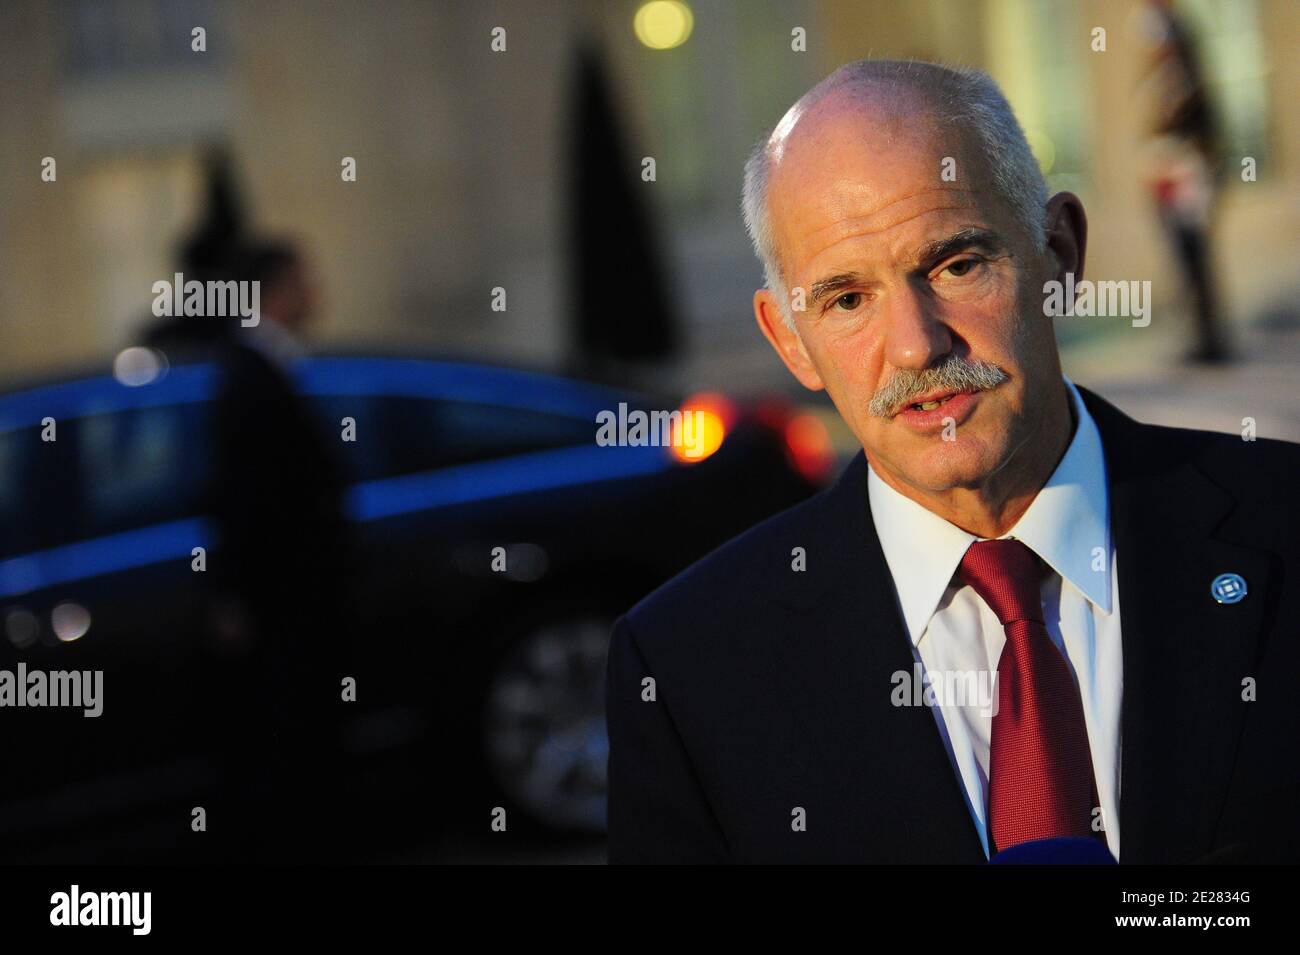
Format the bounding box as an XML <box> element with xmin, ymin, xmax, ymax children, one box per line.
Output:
<box><xmin>756</xmin><ymin>400</ymin><xmax>836</xmax><ymax>485</ymax></box>
<box><xmin>671</xmin><ymin>391</ymin><xmax>736</xmax><ymax>463</ymax></box>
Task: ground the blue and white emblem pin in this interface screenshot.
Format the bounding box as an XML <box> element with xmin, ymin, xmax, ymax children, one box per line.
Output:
<box><xmin>1210</xmin><ymin>573</ymin><xmax>1247</xmax><ymax>605</ymax></box>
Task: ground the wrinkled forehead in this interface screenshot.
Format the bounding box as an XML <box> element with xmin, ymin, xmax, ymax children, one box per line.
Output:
<box><xmin>765</xmin><ymin>88</ymin><xmax>997</xmax><ymax>272</ymax></box>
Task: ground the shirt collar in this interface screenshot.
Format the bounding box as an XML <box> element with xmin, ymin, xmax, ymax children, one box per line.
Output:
<box><xmin>867</xmin><ymin>377</ymin><xmax>1112</xmax><ymax>646</ymax></box>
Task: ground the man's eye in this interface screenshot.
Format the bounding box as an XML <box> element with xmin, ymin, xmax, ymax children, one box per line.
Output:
<box><xmin>942</xmin><ymin>258</ymin><xmax>982</xmax><ymax>278</ymax></box>
<box><xmin>831</xmin><ymin>292</ymin><xmax>863</xmax><ymax>311</ymax></box>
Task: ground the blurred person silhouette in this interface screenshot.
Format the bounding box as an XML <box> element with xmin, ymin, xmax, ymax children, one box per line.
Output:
<box><xmin>1139</xmin><ymin>0</ymin><xmax>1230</xmax><ymax>364</ymax></box>
<box><xmin>140</xmin><ymin>147</ymin><xmax>245</xmax><ymax>355</ymax></box>
<box><xmin>136</xmin><ymin>154</ymin><xmax>357</xmax><ymax>860</ymax></box>
<box><xmin>204</xmin><ymin>237</ymin><xmax>358</xmax><ymax>862</ymax></box>
<box><xmin>568</xmin><ymin>41</ymin><xmax>679</xmax><ymax>374</ymax></box>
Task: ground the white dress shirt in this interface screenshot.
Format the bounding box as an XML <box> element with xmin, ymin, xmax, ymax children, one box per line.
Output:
<box><xmin>868</xmin><ymin>378</ymin><xmax>1123</xmax><ymax>859</ymax></box>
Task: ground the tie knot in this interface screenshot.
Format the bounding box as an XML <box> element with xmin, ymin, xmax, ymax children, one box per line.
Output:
<box><xmin>957</xmin><ymin>539</ymin><xmax>1045</xmax><ymax>626</ymax></box>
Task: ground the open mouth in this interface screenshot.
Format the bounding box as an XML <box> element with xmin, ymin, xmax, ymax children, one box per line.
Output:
<box><xmin>904</xmin><ymin>390</ymin><xmax>966</xmax><ymax>413</ymax></box>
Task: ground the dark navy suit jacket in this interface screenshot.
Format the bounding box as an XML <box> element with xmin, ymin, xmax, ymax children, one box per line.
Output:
<box><xmin>606</xmin><ymin>387</ymin><xmax>1300</xmax><ymax>863</ymax></box>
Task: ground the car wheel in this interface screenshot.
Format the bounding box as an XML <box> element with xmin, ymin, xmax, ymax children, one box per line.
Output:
<box><xmin>482</xmin><ymin>613</ymin><xmax>612</xmax><ymax>833</ymax></box>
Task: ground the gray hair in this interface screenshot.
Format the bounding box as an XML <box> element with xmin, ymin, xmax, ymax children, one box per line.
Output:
<box><xmin>741</xmin><ymin>59</ymin><xmax>1049</xmax><ymax>332</ymax></box>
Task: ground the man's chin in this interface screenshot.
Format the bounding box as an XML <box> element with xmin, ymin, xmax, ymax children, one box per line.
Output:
<box><xmin>871</xmin><ymin>438</ymin><xmax>1006</xmax><ymax>495</ymax></box>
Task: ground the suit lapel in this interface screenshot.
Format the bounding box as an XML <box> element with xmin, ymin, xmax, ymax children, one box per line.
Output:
<box><xmin>769</xmin><ymin>454</ymin><xmax>987</xmax><ymax>863</ymax></box>
<box><xmin>1082</xmin><ymin>387</ymin><xmax>1271</xmax><ymax>862</ymax></box>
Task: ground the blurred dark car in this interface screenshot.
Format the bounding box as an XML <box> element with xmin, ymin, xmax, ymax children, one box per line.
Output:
<box><xmin>0</xmin><ymin>350</ymin><xmax>833</xmax><ymax>860</ymax></box>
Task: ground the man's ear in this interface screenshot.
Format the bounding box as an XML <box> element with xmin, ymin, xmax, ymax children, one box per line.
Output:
<box><xmin>754</xmin><ymin>288</ymin><xmax>825</xmax><ymax>392</ymax></box>
<box><xmin>1043</xmin><ymin>191</ymin><xmax>1087</xmax><ymax>287</ymax></box>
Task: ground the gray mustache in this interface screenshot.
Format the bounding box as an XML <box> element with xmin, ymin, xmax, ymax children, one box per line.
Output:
<box><xmin>869</xmin><ymin>355</ymin><xmax>1007</xmax><ymax>417</ymax></box>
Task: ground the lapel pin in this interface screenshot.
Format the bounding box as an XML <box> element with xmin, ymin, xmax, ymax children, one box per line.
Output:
<box><xmin>1210</xmin><ymin>573</ymin><xmax>1247</xmax><ymax>605</ymax></box>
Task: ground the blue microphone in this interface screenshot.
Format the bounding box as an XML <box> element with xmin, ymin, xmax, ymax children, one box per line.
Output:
<box><xmin>989</xmin><ymin>837</ymin><xmax>1118</xmax><ymax>864</ymax></box>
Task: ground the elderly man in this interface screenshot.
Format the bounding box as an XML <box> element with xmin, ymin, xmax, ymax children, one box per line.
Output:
<box><xmin>605</xmin><ymin>60</ymin><xmax>1300</xmax><ymax>864</ymax></box>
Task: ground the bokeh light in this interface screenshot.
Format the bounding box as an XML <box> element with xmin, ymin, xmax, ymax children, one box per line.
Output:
<box><xmin>51</xmin><ymin>602</ymin><xmax>92</xmax><ymax>642</ymax></box>
<box><xmin>112</xmin><ymin>346</ymin><xmax>167</xmax><ymax>387</ymax></box>
<box><xmin>634</xmin><ymin>1</ymin><xmax>694</xmax><ymax>50</ymax></box>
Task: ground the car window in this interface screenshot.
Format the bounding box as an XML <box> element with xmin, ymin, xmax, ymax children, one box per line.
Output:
<box><xmin>74</xmin><ymin>403</ymin><xmax>212</xmax><ymax>539</ymax></box>
<box><xmin>0</xmin><ymin>426</ymin><xmax>43</xmax><ymax>560</ymax></box>
<box><xmin>307</xmin><ymin>395</ymin><xmax>595</xmax><ymax>482</ymax></box>
<box><xmin>397</xmin><ymin>398</ymin><xmax>595</xmax><ymax>471</ymax></box>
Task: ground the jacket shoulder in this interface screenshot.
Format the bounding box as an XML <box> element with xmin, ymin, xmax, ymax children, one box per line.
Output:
<box><xmin>1182</xmin><ymin>427</ymin><xmax>1300</xmax><ymax>554</ymax></box>
<box><xmin>1084</xmin><ymin>384</ymin><xmax>1300</xmax><ymax>496</ymax></box>
<box><xmin>621</xmin><ymin>471</ymin><xmax>842</xmax><ymax>648</ymax></box>
<box><xmin>1136</xmin><ymin>417</ymin><xmax>1300</xmax><ymax>497</ymax></box>
<box><xmin>1096</xmin><ymin>397</ymin><xmax>1300</xmax><ymax>557</ymax></box>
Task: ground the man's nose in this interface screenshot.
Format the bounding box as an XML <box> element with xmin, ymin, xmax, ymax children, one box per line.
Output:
<box><xmin>882</xmin><ymin>284</ymin><xmax>952</xmax><ymax>371</ymax></box>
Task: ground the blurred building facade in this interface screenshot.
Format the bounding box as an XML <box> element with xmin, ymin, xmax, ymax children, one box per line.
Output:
<box><xmin>1</xmin><ymin>0</ymin><xmax>1296</xmax><ymax>384</ymax></box>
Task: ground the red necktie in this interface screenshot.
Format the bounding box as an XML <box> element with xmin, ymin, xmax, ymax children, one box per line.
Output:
<box><xmin>957</xmin><ymin>539</ymin><xmax>1099</xmax><ymax>853</ymax></box>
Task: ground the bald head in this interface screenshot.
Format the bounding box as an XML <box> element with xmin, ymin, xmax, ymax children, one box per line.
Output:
<box><xmin>742</xmin><ymin>60</ymin><xmax>1048</xmax><ymax>329</ymax></box>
